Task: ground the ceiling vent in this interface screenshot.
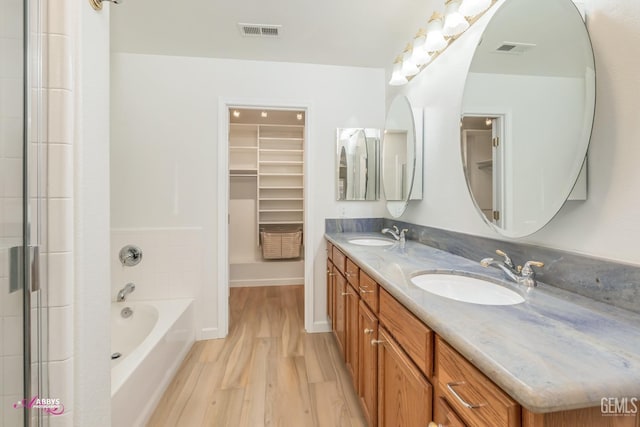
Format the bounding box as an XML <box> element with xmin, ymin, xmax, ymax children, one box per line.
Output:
<box><xmin>238</xmin><ymin>23</ymin><xmax>282</xmax><ymax>38</ymax></box>
<box><xmin>494</xmin><ymin>42</ymin><xmax>536</xmax><ymax>55</ymax></box>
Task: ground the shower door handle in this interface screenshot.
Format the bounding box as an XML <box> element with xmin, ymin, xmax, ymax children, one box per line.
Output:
<box><xmin>9</xmin><ymin>246</ymin><xmax>23</xmax><ymax>293</ymax></box>
<box><xmin>9</xmin><ymin>246</ymin><xmax>40</xmax><ymax>293</ymax></box>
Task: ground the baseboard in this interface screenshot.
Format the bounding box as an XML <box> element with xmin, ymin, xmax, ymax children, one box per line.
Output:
<box><xmin>308</xmin><ymin>319</ymin><xmax>331</xmax><ymax>333</ymax></box>
<box><xmin>199</xmin><ymin>327</ymin><xmax>224</xmax><ymax>340</ymax></box>
<box><xmin>229</xmin><ymin>278</ymin><xmax>304</xmax><ymax>287</ymax></box>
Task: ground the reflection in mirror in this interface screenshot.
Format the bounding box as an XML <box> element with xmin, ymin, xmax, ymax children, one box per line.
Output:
<box><xmin>336</xmin><ymin>128</ymin><xmax>380</xmax><ymax>201</ymax></box>
<box><xmin>461</xmin><ymin>0</ymin><xmax>594</xmax><ymax>237</ymax></box>
<box><xmin>382</xmin><ymin>95</ymin><xmax>422</xmax><ymax>218</ymax></box>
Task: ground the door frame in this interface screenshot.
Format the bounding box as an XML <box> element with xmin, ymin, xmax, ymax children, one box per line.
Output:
<box><xmin>217</xmin><ymin>97</ymin><xmax>314</xmax><ymax>337</ymax></box>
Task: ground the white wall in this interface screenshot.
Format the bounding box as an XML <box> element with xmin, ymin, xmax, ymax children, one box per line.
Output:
<box><xmin>388</xmin><ymin>0</ymin><xmax>640</xmax><ymax>266</ymax></box>
<box><xmin>111</xmin><ymin>54</ymin><xmax>386</xmax><ymax>335</ymax></box>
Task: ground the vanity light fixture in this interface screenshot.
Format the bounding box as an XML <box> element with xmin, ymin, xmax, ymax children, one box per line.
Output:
<box><xmin>261</xmin><ymin>111</ymin><xmax>268</xmax><ymax>118</ymax></box>
<box><xmin>232</xmin><ymin>110</ymin><xmax>240</xmax><ymax>118</ymax></box>
<box><xmin>389</xmin><ymin>57</ymin><xmax>409</xmax><ymax>86</ymax></box>
<box><xmin>296</xmin><ymin>113</ymin><xmax>303</xmax><ymax>121</ymax></box>
<box><xmin>424</xmin><ymin>13</ymin><xmax>448</xmax><ymax>52</ymax></box>
<box><xmin>443</xmin><ymin>0</ymin><xmax>470</xmax><ymax>37</ymax></box>
<box><xmin>401</xmin><ymin>45</ymin><xmax>420</xmax><ymax>77</ymax></box>
<box><xmin>459</xmin><ymin>0</ymin><xmax>492</xmax><ymax>17</ymax></box>
<box><xmin>485</xmin><ymin>117</ymin><xmax>493</xmax><ymax>126</ymax></box>
<box><xmin>410</xmin><ymin>29</ymin><xmax>432</xmax><ymax>66</ymax></box>
<box><xmin>387</xmin><ymin>0</ymin><xmax>497</xmax><ymax>86</ymax></box>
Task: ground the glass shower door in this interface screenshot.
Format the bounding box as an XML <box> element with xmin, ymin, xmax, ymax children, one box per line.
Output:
<box><xmin>2</xmin><ymin>0</ymin><xmax>45</xmax><ymax>425</ymax></box>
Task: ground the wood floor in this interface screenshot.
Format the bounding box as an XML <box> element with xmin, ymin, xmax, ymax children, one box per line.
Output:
<box><xmin>147</xmin><ymin>285</ymin><xmax>366</xmax><ymax>427</ymax></box>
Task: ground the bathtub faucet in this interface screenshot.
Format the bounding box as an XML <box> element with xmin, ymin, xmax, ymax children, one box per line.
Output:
<box><xmin>117</xmin><ymin>282</ymin><xmax>136</xmax><ymax>302</ymax></box>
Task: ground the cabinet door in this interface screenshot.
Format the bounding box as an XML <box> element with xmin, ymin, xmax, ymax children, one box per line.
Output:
<box><xmin>345</xmin><ymin>283</ymin><xmax>360</xmax><ymax>386</ymax></box>
<box><xmin>377</xmin><ymin>327</ymin><xmax>433</xmax><ymax>427</ymax></box>
<box><xmin>358</xmin><ymin>301</ymin><xmax>379</xmax><ymax>427</ymax></box>
<box><xmin>327</xmin><ymin>259</ymin><xmax>335</xmax><ymax>324</ymax></box>
<box><xmin>333</xmin><ymin>271</ymin><xmax>347</xmax><ymax>357</ymax></box>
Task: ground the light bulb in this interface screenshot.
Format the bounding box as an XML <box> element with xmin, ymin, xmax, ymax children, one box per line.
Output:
<box><xmin>443</xmin><ymin>0</ymin><xmax>470</xmax><ymax>37</ymax></box>
<box><xmin>401</xmin><ymin>50</ymin><xmax>419</xmax><ymax>76</ymax></box>
<box><xmin>424</xmin><ymin>14</ymin><xmax>448</xmax><ymax>52</ymax></box>
<box><xmin>410</xmin><ymin>33</ymin><xmax>432</xmax><ymax>66</ymax></box>
<box><xmin>232</xmin><ymin>110</ymin><xmax>240</xmax><ymax>118</ymax></box>
<box><xmin>459</xmin><ymin>0</ymin><xmax>491</xmax><ymax>17</ymax></box>
<box><xmin>389</xmin><ymin>62</ymin><xmax>408</xmax><ymax>86</ymax></box>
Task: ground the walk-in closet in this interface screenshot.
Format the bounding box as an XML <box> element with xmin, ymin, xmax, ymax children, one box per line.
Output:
<box><xmin>228</xmin><ymin>108</ymin><xmax>305</xmax><ymax>287</ymax></box>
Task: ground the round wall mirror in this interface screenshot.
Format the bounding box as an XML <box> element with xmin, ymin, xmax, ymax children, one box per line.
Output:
<box><xmin>382</xmin><ymin>95</ymin><xmax>417</xmax><ymax>218</ymax></box>
<box><xmin>460</xmin><ymin>0</ymin><xmax>595</xmax><ymax>237</ymax></box>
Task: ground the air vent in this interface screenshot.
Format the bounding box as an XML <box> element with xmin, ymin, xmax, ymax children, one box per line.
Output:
<box><xmin>238</xmin><ymin>23</ymin><xmax>282</xmax><ymax>38</ymax></box>
<box><xmin>494</xmin><ymin>41</ymin><xmax>536</xmax><ymax>55</ymax></box>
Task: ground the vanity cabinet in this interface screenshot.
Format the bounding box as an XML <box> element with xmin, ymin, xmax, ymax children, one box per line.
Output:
<box><xmin>358</xmin><ymin>301</ymin><xmax>378</xmax><ymax>427</ymax></box>
<box><xmin>327</xmin><ymin>241</ymin><xmax>640</xmax><ymax>427</ymax></box>
<box><xmin>377</xmin><ymin>327</ymin><xmax>433</xmax><ymax>426</ymax></box>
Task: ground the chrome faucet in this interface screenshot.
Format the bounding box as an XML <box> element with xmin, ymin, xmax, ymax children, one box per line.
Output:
<box><xmin>480</xmin><ymin>249</ymin><xmax>544</xmax><ymax>287</ymax></box>
<box><xmin>381</xmin><ymin>225</ymin><xmax>409</xmax><ymax>244</ymax></box>
<box><xmin>117</xmin><ymin>282</ymin><xmax>136</xmax><ymax>302</ymax></box>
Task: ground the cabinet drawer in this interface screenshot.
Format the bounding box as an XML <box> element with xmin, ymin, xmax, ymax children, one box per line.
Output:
<box><xmin>346</xmin><ymin>258</ymin><xmax>359</xmax><ymax>287</ymax></box>
<box><xmin>379</xmin><ymin>288</ymin><xmax>433</xmax><ymax>378</ymax></box>
<box><xmin>332</xmin><ymin>247</ymin><xmax>346</xmax><ymax>274</ymax></box>
<box><xmin>435</xmin><ymin>396</ymin><xmax>467</xmax><ymax>427</ymax></box>
<box><xmin>358</xmin><ymin>270</ymin><xmax>378</xmax><ymax>312</ymax></box>
<box><xmin>436</xmin><ymin>337</ymin><xmax>520</xmax><ymax>427</ymax></box>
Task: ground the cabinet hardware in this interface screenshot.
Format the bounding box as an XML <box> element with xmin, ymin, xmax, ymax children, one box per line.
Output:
<box><xmin>341</xmin><ymin>292</ymin><xmax>351</xmax><ymax>296</ymax></box>
<box><xmin>370</xmin><ymin>339</ymin><xmax>385</xmax><ymax>346</ymax></box>
<box><xmin>446</xmin><ymin>382</ymin><xmax>485</xmax><ymax>409</ymax></box>
<box><xmin>328</xmin><ymin>272</ymin><xmax>336</xmax><ymax>276</ymax></box>
<box><xmin>359</xmin><ymin>287</ymin><xmax>373</xmax><ymax>294</ymax></box>
<box><xmin>364</xmin><ymin>328</ymin><xmax>374</xmax><ymax>335</ymax></box>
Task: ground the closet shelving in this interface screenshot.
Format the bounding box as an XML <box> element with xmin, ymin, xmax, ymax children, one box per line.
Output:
<box><xmin>258</xmin><ymin>124</ymin><xmax>304</xmax><ymax>231</ymax></box>
<box><xmin>229</xmin><ymin>122</ymin><xmax>305</xmax><ymax>237</ymax></box>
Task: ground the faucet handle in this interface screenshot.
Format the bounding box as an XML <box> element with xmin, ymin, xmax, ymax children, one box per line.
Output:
<box><xmin>392</xmin><ymin>225</ymin><xmax>400</xmax><ymax>234</ymax></box>
<box><xmin>495</xmin><ymin>249</ymin><xmax>514</xmax><ymax>268</ymax></box>
<box><xmin>521</xmin><ymin>260</ymin><xmax>544</xmax><ymax>276</ymax></box>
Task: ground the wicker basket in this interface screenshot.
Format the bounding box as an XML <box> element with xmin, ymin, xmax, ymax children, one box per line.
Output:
<box><xmin>260</xmin><ymin>230</ymin><xmax>302</xmax><ymax>259</ymax></box>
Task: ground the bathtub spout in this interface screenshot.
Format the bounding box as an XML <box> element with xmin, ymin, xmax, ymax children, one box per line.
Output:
<box><xmin>117</xmin><ymin>283</ymin><xmax>136</xmax><ymax>302</ymax></box>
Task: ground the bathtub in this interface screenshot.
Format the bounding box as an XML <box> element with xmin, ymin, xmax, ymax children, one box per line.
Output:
<box><xmin>111</xmin><ymin>299</ymin><xmax>195</xmax><ymax>427</ymax></box>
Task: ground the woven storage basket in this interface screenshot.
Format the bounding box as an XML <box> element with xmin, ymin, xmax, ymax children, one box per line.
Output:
<box><xmin>260</xmin><ymin>230</ymin><xmax>302</xmax><ymax>259</ymax></box>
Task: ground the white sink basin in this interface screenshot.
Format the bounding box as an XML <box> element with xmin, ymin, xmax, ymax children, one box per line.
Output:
<box><xmin>348</xmin><ymin>238</ymin><xmax>395</xmax><ymax>247</ymax></box>
<box><xmin>410</xmin><ymin>273</ymin><xmax>524</xmax><ymax>306</ymax></box>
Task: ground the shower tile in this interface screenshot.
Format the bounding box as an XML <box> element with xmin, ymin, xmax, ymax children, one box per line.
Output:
<box><xmin>48</xmin><ymin>410</ymin><xmax>72</xmax><ymax>427</ymax></box>
<box><xmin>48</xmin><ymin>358</ymin><xmax>73</xmax><ymax>411</ymax></box>
<box><xmin>48</xmin><ymin>89</ymin><xmax>72</xmax><ymax>144</ymax></box>
<box><xmin>48</xmin><ymin>144</ymin><xmax>73</xmax><ymax>198</ymax></box>
<box><xmin>3</xmin><ymin>395</ymin><xmax>22</xmax><ymax>427</ymax></box>
<box><xmin>48</xmin><ymin>252</ymin><xmax>73</xmax><ymax>307</ymax></box>
<box><xmin>2</xmin><ymin>355</ymin><xmax>21</xmax><ymax>398</ymax></box>
<box><xmin>48</xmin><ymin>198</ymin><xmax>73</xmax><ymax>253</ymax></box>
<box><xmin>1</xmin><ymin>279</ymin><xmax>20</xmax><ymax>316</ymax></box>
<box><xmin>48</xmin><ymin>306</ymin><xmax>72</xmax><ymax>361</ymax></box>
<box><xmin>48</xmin><ymin>0</ymin><xmax>72</xmax><ymax>36</ymax></box>
<box><xmin>2</xmin><ymin>316</ymin><xmax>21</xmax><ymax>357</ymax></box>
<box><xmin>47</xmin><ymin>35</ymin><xmax>72</xmax><ymax>91</ymax></box>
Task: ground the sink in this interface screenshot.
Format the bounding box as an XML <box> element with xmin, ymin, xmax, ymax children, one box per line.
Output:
<box><xmin>348</xmin><ymin>238</ymin><xmax>395</xmax><ymax>247</ymax></box>
<box><xmin>410</xmin><ymin>273</ymin><xmax>524</xmax><ymax>305</ymax></box>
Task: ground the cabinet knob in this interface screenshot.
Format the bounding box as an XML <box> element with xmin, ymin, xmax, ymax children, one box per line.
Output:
<box><xmin>370</xmin><ymin>339</ymin><xmax>385</xmax><ymax>346</ymax></box>
<box><xmin>428</xmin><ymin>422</ymin><xmax>441</xmax><ymax>427</ymax></box>
<box><xmin>364</xmin><ymin>328</ymin><xmax>374</xmax><ymax>335</ymax></box>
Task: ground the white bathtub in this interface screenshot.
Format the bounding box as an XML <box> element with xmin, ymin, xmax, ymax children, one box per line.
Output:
<box><xmin>111</xmin><ymin>299</ymin><xmax>195</xmax><ymax>427</ymax></box>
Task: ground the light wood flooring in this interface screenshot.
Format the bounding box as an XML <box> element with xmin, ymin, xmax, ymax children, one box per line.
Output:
<box><xmin>147</xmin><ymin>285</ymin><xmax>366</xmax><ymax>427</ymax></box>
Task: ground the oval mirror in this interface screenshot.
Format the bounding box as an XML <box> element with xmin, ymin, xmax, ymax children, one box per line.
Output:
<box><xmin>460</xmin><ymin>0</ymin><xmax>595</xmax><ymax>237</ymax></box>
<box><xmin>382</xmin><ymin>95</ymin><xmax>418</xmax><ymax>218</ymax></box>
<box><xmin>336</xmin><ymin>128</ymin><xmax>380</xmax><ymax>200</ymax></box>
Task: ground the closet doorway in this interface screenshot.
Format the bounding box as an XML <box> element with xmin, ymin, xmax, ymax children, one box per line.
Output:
<box><xmin>226</xmin><ymin>107</ymin><xmax>306</xmax><ymax>330</ymax></box>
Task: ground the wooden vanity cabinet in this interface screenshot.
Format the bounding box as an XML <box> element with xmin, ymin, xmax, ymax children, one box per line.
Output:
<box><xmin>345</xmin><ymin>280</ymin><xmax>360</xmax><ymax>385</ymax></box>
<box><xmin>327</xmin><ymin>259</ymin><xmax>334</xmax><ymax>325</ymax></box>
<box><xmin>377</xmin><ymin>327</ymin><xmax>433</xmax><ymax>427</ymax></box>
<box><xmin>333</xmin><ymin>269</ymin><xmax>347</xmax><ymax>357</ymax></box>
<box><xmin>434</xmin><ymin>396</ymin><xmax>467</xmax><ymax>427</ymax></box>
<box><xmin>358</xmin><ymin>301</ymin><xmax>379</xmax><ymax>427</ymax></box>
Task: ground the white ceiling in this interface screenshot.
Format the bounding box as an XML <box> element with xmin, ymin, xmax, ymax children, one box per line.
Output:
<box><xmin>110</xmin><ymin>0</ymin><xmax>439</xmax><ymax>68</ymax></box>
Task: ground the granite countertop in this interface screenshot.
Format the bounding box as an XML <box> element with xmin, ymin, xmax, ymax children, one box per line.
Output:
<box><xmin>325</xmin><ymin>232</ymin><xmax>640</xmax><ymax>413</ymax></box>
